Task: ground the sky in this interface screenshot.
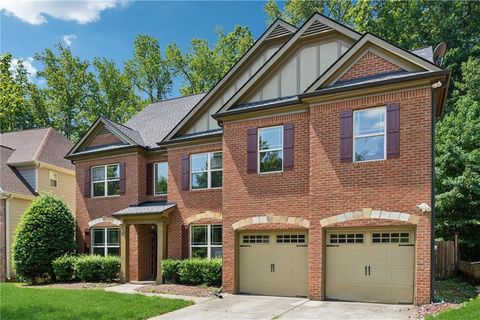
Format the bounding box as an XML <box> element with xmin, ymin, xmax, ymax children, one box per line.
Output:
<box><xmin>0</xmin><ymin>0</ymin><xmax>275</xmax><ymax>97</ymax></box>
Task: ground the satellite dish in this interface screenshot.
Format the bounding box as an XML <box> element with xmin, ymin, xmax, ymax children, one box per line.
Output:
<box><xmin>433</xmin><ymin>42</ymin><xmax>447</xmax><ymax>66</ymax></box>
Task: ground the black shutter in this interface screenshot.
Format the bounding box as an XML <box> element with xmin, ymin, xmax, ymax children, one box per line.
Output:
<box><xmin>283</xmin><ymin>123</ymin><xmax>294</xmax><ymax>170</ymax></box>
<box><xmin>119</xmin><ymin>162</ymin><xmax>126</xmax><ymax>195</ymax></box>
<box><xmin>84</xmin><ymin>167</ymin><xmax>91</xmax><ymax>197</ymax></box>
<box><xmin>387</xmin><ymin>102</ymin><xmax>400</xmax><ymax>158</ymax></box>
<box><xmin>146</xmin><ymin>163</ymin><xmax>154</xmax><ymax>195</ymax></box>
<box><xmin>247</xmin><ymin>127</ymin><xmax>257</xmax><ymax>173</ymax></box>
<box><xmin>181</xmin><ymin>225</ymin><xmax>190</xmax><ymax>259</ymax></box>
<box><xmin>340</xmin><ymin>110</ymin><xmax>353</xmax><ymax>162</ymax></box>
<box><xmin>181</xmin><ymin>156</ymin><xmax>190</xmax><ymax>191</ymax></box>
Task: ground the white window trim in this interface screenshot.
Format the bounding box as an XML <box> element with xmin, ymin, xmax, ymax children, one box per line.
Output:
<box><xmin>49</xmin><ymin>170</ymin><xmax>58</xmax><ymax>187</ymax></box>
<box><xmin>91</xmin><ymin>227</ymin><xmax>120</xmax><ymax>256</ymax></box>
<box><xmin>91</xmin><ymin>163</ymin><xmax>120</xmax><ymax>198</ymax></box>
<box><xmin>258</xmin><ymin>125</ymin><xmax>284</xmax><ymax>174</ymax></box>
<box><xmin>190</xmin><ymin>224</ymin><xmax>222</xmax><ymax>259</ymax></box>
<box><xmin>353</xmin><ymin>106</ymin><xmax>387</xmax><ymax>163</ymax></box>
<box><xmin>154</xmin><ymin>162</ymin><xmax>168</xmax><ymax>196</ymax></box>
<box><xmin>190</xmin><ymin>152</ymin><xmax>223</xmax><ymax>190</ymax></box>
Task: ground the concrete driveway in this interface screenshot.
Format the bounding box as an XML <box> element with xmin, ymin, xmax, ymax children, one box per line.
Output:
<box><xmin>151</xmin><ymin>294</ymin><xmax>416</xmax><ymax>320</ymax></box>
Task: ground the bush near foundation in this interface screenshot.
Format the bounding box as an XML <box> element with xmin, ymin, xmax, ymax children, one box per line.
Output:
<box><xmin>162</xmin><ymin>258</ymin><xmax>222</xmax><ymax>286</ymax></box>
<box><xmin>52</xmin><ymin>255</ymin><xmax>120</xmax><ymax>282</ymax></box>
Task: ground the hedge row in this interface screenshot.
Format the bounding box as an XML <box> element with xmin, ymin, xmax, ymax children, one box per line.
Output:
<box><xmin>162</xmin><ymin>259</ymin><xmax>222</xmax><ymax>286</ymax></box>
<box><xmin>53</xmin><ymin>254</ymin><xmax>120</xmax><ymax>282</ymax></box>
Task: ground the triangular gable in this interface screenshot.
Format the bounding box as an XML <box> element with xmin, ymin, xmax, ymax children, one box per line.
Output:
<box><xmin>163</xmin><ymin>19</ymin><xmax>297</xmax><ymax>140</ymax></box>
<box><xmin>305</xmin><ymin>33</ymin><xmax>443</xmax><ymax>92</ymax></box>
<box><xmin>215</xmin><ymin>13</ymin><xmax>361</xmax><ymax>114</ymax></box>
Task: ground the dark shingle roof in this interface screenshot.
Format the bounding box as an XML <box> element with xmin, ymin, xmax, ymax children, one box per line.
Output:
<box><xmin>101</xmin><ymin>116</ymin><xmax>145</xmax><ymax>147</ymax></box>
<box><xmin>112</xmin><ymin>201</ymin><xmax>177</xmax><ymax>216</ymax></box>
<box><xmin>0</xmin><ymin>145</ymin><xmax>35</xmax><ymax>196</ymax></box>
<box><xmin>125</xmin><ymin>93</ymin><xmax>206</xmax><ymax>148</ymax></box>
<box><xmin>411</xmin><ymin>46</ymin><xmax>433</xmax><ymax>63</ymax></box>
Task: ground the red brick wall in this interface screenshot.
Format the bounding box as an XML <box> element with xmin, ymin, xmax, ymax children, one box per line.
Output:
<box><xmin>86</xmin><ymin>133</ymin><xmax>124</xmax><ymax>148</ymax></box>
<box><xmin>338</xmin><ymin>51</ymin><xmax>403</xmax><ymax>82</ymax></box>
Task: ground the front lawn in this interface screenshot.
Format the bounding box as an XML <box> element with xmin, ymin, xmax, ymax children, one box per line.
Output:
<box><xmin>0</xmin><ymin>283</ymin><xmax>191</xmax><ymax>320</ymax></box>
<box><xmin>426</xmin><ymin>297</ymin><xmax>480</xmax><ymax>320</ymax></box>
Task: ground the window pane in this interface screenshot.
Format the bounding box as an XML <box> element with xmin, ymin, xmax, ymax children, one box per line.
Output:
<box><xmin>93</xmin><ymin>247</ymin><xmax>105</xmax><ymax>256</ymax></box>
<box><xmin>93</xmin><ymin>182</ymin><xmax>105</xmax><ymax>197</ymax></box>
<box><xmin>259</xmin><ymin>150</ymin><xmax>283</xmax><ymax>173</ymax></box>
<box><xmin>355</xmin><ymin>108</ymin><xmax>385</xmax><ymax>136</ymax></box>
<box><xmin>355</xmin><ymin>136</ymin><xmax>385</xmax><ymax>162</ymax></box>
<box><xmin>92</xmin><ymin>167</ymin><xmax>105</xmax><ymax>182</ymax></box>
<box><xmin>191</xmin><ymin>226</ymin><xmax>207</xmax><ymax>245</ymax></box>
<box><xmin>107</xmin><ymin>181</ymin><xmax>120</xmax><ymax>196</ymax></box>
<box><xmin>107</xmin><ymin>228</ymin><xmax>119</xmax><ymax>245</ymax></box>
<box><xmin>211</xmin><ymin>171</ymin><xmax>222</xmax><ymax>188</ymax></box>
<box><xmin>155</xmin><ymin>162</ymin><xmax>168</xmax><ymax>194</ymax></box>
<box><xmin>191</xmin><ymin>172</ymin><xmax>208</xmax><ymax>189</ymax></box>
<box><xmin>211</xmin><ymin>225</ymin><xmax>222</xmax><ymax>245</ymax></box>
<box><xmin>211</xmin><ymin>247</ymin><xmax>223</xmax><ymax>258</ymax></box>
<box><xmin>259</xmin><ymin>127</ymin><xmax>283</xmax><ymax>151</ymax></box>
<box><xmin>93</xmin><ymin>229</ymin><xmax>105</xmax><ymax>246</ymax></box>
<box><xmin>191</xmin><ymin>154</ymin><xmax>208</xmax><ymax>172</ymax></box>
<box><xmin>107</xmin><ymin>247</ymin><xmax>120</xmax><ymax>256</ymax></box>
<box><xmin>107</xmin><ymin>164</ymin><xmax>119</xmax><ymax>180</ymax></box>
<box><xmin>210</xmin><ymin>152</ymin><xmax>223</xmax><ymax>170</ymax></box>
<box><xmin>191</xmin><ymin>247</ymin><xmax>208</xmax><ymax>258</ymax></box>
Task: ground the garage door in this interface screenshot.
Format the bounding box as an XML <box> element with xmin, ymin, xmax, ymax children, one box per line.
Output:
<box><xmin>325</xmin><ymin>229</ymin><xmax>414</xmax><ymax>304</ymax></box>
<box><xmin>239</xmin><ymin>231</ymin><xmax>308</xmax><ymax>297</ymax></box>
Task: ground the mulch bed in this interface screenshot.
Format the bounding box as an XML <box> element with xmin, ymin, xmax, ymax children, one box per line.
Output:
<box><xmin>24</xmin><ymin>282</ymin><xmax>119</xmax><ymax>290</ymax></box>
<box><xmin>416</xmin><ymin>302</ymin><xmax>460</xmax><ymax>319</ymax></box>
<box><xmin>136</xmin><ymin>284</ymin><xmax>219</xmax><ymax>297</ymax></box>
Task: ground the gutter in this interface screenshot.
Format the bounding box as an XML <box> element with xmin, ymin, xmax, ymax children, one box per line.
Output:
<box><xmin>212</xmin><ymin>97</ymin><xmax>301</xmax><ymax>119</ymax></box>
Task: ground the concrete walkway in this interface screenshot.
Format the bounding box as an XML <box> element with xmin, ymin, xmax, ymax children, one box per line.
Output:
<box><xmin>104</xmin><ymin>283</ymin><xmax>213</xmax><ymax>304</ymax></box>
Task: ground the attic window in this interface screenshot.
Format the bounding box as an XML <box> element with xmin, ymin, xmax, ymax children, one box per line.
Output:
<box><xmin>49</xmin><ymin>171</ymin><xmax>58</xmax><ymax>187</ymax></box>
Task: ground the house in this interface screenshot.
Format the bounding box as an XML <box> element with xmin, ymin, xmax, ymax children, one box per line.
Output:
<box><xmin>0</xmin><ymin>127</ymin><xmax>75</xmax><ymax>280</ymax></box>
<box><xmin>65</xmin><ymin>13</ymin><xmax>450</xmax><ymax>305</ymax></box>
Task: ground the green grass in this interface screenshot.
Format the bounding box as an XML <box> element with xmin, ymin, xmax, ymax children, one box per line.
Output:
<box><xmin>0</xmin><ymin>283</ymin><xmax>191</xmax><ymax>320</ymax></box>
<box><xmin>435</xmin><ymin>278</ymin><xmax>478</xmax><ymax>303</ymax></box>
<box><xmin>426</xmin><ymin>297</ymin><xmax>480</xmax><ymax>320</ymax></box>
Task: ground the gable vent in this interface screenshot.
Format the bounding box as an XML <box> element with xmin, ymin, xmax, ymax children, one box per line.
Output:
<box><xmin>266</xmin><ymin>24</ymin><xmax>293</xmax><ymax>40</ymax></box>
<box><xmin>97</xmin><ymin>126</ymin><xmax>112</xmax><ymax>135</ymax></box>
<box><xmin>301</xmin><ymin>20</ymin><xmax>332</xmax><ymax>37</ymax></box>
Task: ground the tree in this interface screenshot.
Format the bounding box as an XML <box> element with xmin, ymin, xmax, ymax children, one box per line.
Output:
<box><xmin>125</xmin><ymin>35</ymin><xmax>172</xmax><ymax>102</ymax></box>
<box><xmin>35</xmin><ymin>44</ymin><xmax>95</xmax><ymax>141</ymax></box>
<box><xmin>435</xmin><ymin>56</ymin><xmax>480</xmax><ymax>260</ymax></box>
<box><xmin>12</xmin><ymin>193</ymin><xmax>75</xmax><ymax>282</ymax></box>
<box><xmin>91</xmin><ymin>58</ymin><xmax>144</xmax><ymax>124</ymax></box>
<box><xmin>166</xmin><ymin>26</ymin><xmax>254</xmax><ymax>95</ymax></box>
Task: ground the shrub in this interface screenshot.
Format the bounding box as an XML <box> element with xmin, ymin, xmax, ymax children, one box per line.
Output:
<box><xmin>52</xmin><ymin>255</ymin><xmax>76</xmax><ymax>281</ymax></box>
<box><xmin>12</xmin><ymin>193</ymin><xmax>75</xmax><ymax>282</ymax></box>
<box><xmin>163</xmin><ymin>258</ymin><xmax>222</xmax><ymax>286</ymax></box>
<box><xmin>74</xmin><ymin>255</ymin><xmax>120</xmax><ymax>282</ymax></box>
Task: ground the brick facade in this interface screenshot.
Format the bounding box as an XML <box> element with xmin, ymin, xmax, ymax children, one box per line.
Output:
<box><xmin>338</xmin><ymin>51</ymin><xmax>403</xmax><ymax>82</ymax></box>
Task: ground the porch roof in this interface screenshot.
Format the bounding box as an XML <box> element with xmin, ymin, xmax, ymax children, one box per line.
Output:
<box><xmin>112</xmin><ymin>201</ymin><xmax>177</xmax><ymax>217</ymax></box>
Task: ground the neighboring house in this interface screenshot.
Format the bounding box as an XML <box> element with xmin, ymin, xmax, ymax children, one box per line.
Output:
<box><xmin>0</xmin><ymin>128</ymin><xmax>75</xmax><ymax>280</ymax></box>
<box><xmin>66</xmin><ymin>14</ymin><xmax>450</xmax><ymax>305</ymax></box>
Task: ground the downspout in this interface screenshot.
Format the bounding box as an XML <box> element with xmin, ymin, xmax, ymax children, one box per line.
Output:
<box><xmin>430</xmin><ymin>87</ymin><xmax>437</xmax><ymax>303</ymax></box>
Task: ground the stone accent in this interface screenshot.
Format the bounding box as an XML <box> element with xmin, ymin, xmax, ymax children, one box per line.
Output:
<box><xmin>88</xmin><ymin>216</ymin><xmax>122</xmax><ymax>227</ymax></box>
<box><xmin>185</xmin><ymin>211</ymin><xmax>222</xmax><ymax>224</ymax></box>
<box><xmin>319</xmin><ymin>209</ymin><xmax>420</xmax><ymax>227</ymax></box>
<box><xmin>232</xmin><ymin>215</ymin><xmax>310</xmax><ymax>230</ymax></box>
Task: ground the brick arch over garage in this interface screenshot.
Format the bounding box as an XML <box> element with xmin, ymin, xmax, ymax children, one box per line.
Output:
<box><xmin>232</xmin><ymin>215</ymin><xmax>310</xmax><ymax>230</ymax></box>
<box><xmin>319</xmin><ymin>208</ymin><xmax>420</xmax><ymax>227</ymax></box>
<box><xmin>185</xmin><ymin>211</ymin><xmax>222</xmax><ymax>224</ymax></box>
<box><xmin>88</xmin><ymin>216</ymin><xmax>122</xmax><ymax>227</ymax></box>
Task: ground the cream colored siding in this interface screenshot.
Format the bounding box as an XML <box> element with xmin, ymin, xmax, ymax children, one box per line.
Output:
<box><xmin>36</xmin><ymin>167</ymin><xmax>75</xmax><ymax>212</ymax></box>
<box><xmin>300</xmin><ymin>45</ymin><xmax>318</xmax><ymax>91</ymax></box>
<box><xmin>6</xmin><ymin>198</ymin><xmax>31</xmax><ymax>278</ymax></box>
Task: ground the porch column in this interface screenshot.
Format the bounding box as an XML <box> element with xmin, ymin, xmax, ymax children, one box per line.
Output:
<box><xmin>120</xmin><ymin>223</ymin><xmax>129</xmax><ymax>283</ymax></box>
<box><xmin>156</xmin><ymin>222</ymin><xmax>165</xmax><ymax>284</ymax></box>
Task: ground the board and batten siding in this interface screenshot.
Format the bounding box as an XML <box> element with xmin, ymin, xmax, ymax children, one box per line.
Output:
<box><xmin>16</xmin><ymin>166</ymin><xmax>36</xmax><ymax>190</ymax></box>
<box><xmin>185</xmin><ymin>44</ymin><xmax>282</xmax><ymax>134</ymax></box>
<box><xmin>36</xmin><ymin>167</ymin><xmax>76</xmax><ymax>212</ymax></box>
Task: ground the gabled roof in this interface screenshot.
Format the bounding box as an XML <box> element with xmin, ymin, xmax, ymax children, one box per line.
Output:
<box><xmin>305</xmin><ymin>33</ymin><xmax>443</xmax><ymax>92</ymax></box>
<box><xmin>0</xmin><ymin>127</ymin><xmax>74</xmax><ymax>170</ymax></box>
<box><xmin>0</xmin><ymin>145</ymin><xmax>35</xmax><ymax>197</ymax></box>
<box><xmin>215</xmin><ymin>13</ymin><xmax>361</xmax><ymax>114</ymax></box>
<box><xmin>162</xmin><ymin>19</ymin><xmax>297</xmax><ymax>141</ymax></box>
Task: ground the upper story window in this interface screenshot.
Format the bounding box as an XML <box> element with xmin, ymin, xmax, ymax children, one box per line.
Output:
<box><xmin>190</xmin><ymin>152</ymin><xmax>222</xmax><ymax>189</ymax></box>
<box><xmin>92</xmin><ymin>227</ymin><xmax>119</xmax><ymax>256</ymax></box>
<box><xmin>258</xmin><ymin>126</ymin><xmax>283</xmax><ymax>173</ymax></box>
<box><xmin>92</xmin><ymin>164</ymin><xmax>120</xmax><ymax>197</ymax></box>
<box><xmin>49</xmin><ymin>171</ymin><xmax>58</xmax><ymax>187</ymax></box>
<box><xmin>353</xmin><ymin>107</ymin><xmax>386</xmax><ymax>162</ymax></box>
<box><xmin>190</xmin><ymin>224</ymin><xmax>222</xmax><ymax>258</ymax></box>
<box><xmin>154</xmin><ymin>162</ymin><xmax>168</xmax><ymax>195</ymax></box>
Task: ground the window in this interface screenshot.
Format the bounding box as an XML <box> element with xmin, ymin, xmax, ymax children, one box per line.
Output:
<box><xmin>49</xmin><ymin>171</ymin><xmax>58</xmax><ymax>187</ymax></box>
<box><xmin>92</xmin><ymin>228</ymin><xmax>120</xmax><ymax>256</ymax></box>
<box><xmin>242</xmin><ymin>235</ymin><xmax>270</xmax><ymax>244</ymax></box>
<box><xmin>154</xmin><ymin>162</ymin><xmax>168</xmax><ymax>195</ymax></box>
<box><xmin>353</xmin><ymin>107</ymin><xmax>386</xmax><ymax>162</ymax></box>
<box><xmin>190</xmin><ymin>224</ymin><xmax>222</xmax><ymax>258</ymax></box>
<box><xmin>329</xmin><ymin>233</ymin><xmax>364</xmax><ymax>244</ymax></box>
<box><xmin>276</xmin><ymin>234</ymin><xmax>306</xmax><ymax>244</ymax></box>
<box><xmin>92</xmin><ymin>164</ymin><xmax>120</xmax><ymax>197</ymax></box>
<box><xmin>190</xmin><ymin>152</ymin><xmax>222</xmax><ymax>189</ymax></box>
<box><xmin>258</xmin><ymin>126</ymin><xmax>283</xmax><ymax>173</ymax></box>
<box><xmin>372</xmin><ymin>232</ymin><xmax>410</xmax><ymax>243</ymax></box>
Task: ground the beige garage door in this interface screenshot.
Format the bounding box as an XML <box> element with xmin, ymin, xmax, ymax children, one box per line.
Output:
<box><xmin>239</xmin><ymin>231</ymin><xmax>308</xmax><ymax>297</ymax></box>
<box><xmin>325</xmin><ymin>229</ymin><xmax>414</xmax><ymax>304</ymax></box>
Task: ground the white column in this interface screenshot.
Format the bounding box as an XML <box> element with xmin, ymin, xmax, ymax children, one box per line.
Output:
<box><xmin>120</xmin><ymin>223</ymin><xmax>129</xmax><ymax>283</ymax></box>
<box><xmin>156</xmin><ymin>222</ymin><xmax>165</xmax><ymax>284</ymax></box>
